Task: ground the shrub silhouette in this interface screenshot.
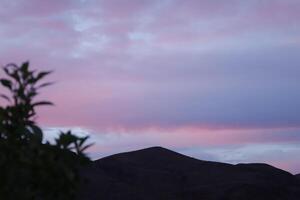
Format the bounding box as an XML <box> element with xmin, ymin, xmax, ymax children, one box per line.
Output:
<box><xmin>0</xmin><ymin>62</ymin><xmax>92</xmax><ymax>200</ymax></box>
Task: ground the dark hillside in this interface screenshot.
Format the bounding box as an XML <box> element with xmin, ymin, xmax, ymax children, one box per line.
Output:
<box><xmin>79</xmin><ymin>147</ymin><xmax>300</xmax><ymax>200</ymax></box>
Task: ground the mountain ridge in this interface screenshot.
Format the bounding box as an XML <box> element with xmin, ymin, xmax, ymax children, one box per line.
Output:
<box><xmin>78</xmin><ymin>146</ymin><xmax>300</xmax><ymax>200</ymax></box>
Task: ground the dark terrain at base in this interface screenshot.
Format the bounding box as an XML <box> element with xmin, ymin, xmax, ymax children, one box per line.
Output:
<box><xmin>79</xmin><ymin>147</ymin><xmax>300</xmax><ymax>200</ymax></box>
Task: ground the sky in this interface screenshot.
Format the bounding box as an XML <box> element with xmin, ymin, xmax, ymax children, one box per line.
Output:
<box><xmin>0</xmin><ymin>0</ymin><xmax>300</xmax><ymax>173</ymax></box>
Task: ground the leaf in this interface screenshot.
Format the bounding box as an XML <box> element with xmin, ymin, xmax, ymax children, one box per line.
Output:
<box><xmin>32</xmin><ymin>101</ymin><xmax>54</xmax><ymax>107</ymax></box>
<box><xmin>0</xmin><ymin>79</ymin><xmax>12</xmax><ymax>90</ymax></box>
<box><xmin>3</xmin><ymin>64</ymin><xmax>20</xmax><ymax>82</ymax></box>
<box><xmin>0</xmin><ymin>94</ymin><xmax>11</xmax><ymax>102</ymax></box>
<box><xmin>3</xmin><ymin>67</ymin><xmax>10</xmax><ymax>76</ymax></box>
<box><xmin>35</xmin><ymin>71</ymin><xmax>52</xmax><ymax>82</ymax></box>
<box><xmin>37</xmin><ymin>82</ymin><xmax>55</xmax><ymax>89</ymax></box>
<box><xmin>28</xmin><ymin>90</ymin><xmax>38</xmax><ymax>98</ymax></box>
<box><xmin>5</xmin><ymin>63</ymin><xmax>18</xmax><ymax>69</ymax></box>
<box><xmin>80</xmin><ymin>143</ymin><xmax>94</xmax><ymax>152</ymax></box>
<box><xmin>78</xmin><ymin>136</ymin><xmax>86</xmax><ymax>145</ymax></box>
<box><xmin>21</xmin><ymin>61</ymin><xmax>29</xmax><ymax>73</ymax></box>
<box><xmin>3</xmin><ymin>63</ymin><xmax>18</xmax><ymax>75</ymax></box>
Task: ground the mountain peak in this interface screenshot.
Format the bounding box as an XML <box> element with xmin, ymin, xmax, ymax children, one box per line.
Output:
<box><xmin>140</xmin><ymin>146</ymin><xmax>169</xmax><ymax>151</ymax></box>
<box><xmin>97</xmin><ymin>146</ymin><xmax>192</xmax><ymax>165</ymax></box>
<box><xmin>129</xmin><ymin>146</ymin><xmax>179</xmax><ymax>155</ymax></box>
<box><xmin>121</xmin><ymin>146</ymin><xmax>172</xmax><ymax>154</ymax></box>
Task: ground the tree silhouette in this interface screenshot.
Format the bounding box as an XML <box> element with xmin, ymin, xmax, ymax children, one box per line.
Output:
<box><xmin>0</xmin><ymin>62</ymin><xmax>92</xmax><ymax>200</ymax></box>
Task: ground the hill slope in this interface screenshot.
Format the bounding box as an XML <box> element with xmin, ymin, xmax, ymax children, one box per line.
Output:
<box><xmin>78</xmin><ymin>147</ymin><xmax>300</xmax><ymax>200</ymax></box>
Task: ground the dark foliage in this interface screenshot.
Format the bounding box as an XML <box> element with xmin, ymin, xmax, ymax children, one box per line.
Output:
<box><xmin>0</xmin><ymin>62</ymin><xmax>92</xmax><ymax>200</ymax></box>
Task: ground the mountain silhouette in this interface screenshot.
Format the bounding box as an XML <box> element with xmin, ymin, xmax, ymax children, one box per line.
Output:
<box><xmin>78</xmin><ymin>147</ymin><xmax>300</xmax><ymax>200</ymax></box>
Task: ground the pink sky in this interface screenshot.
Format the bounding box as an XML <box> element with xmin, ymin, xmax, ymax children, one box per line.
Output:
<box><xmin>1</xmin><ymin>0</ymin><xmax>300</xmax><ymax>173</ymax></box>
